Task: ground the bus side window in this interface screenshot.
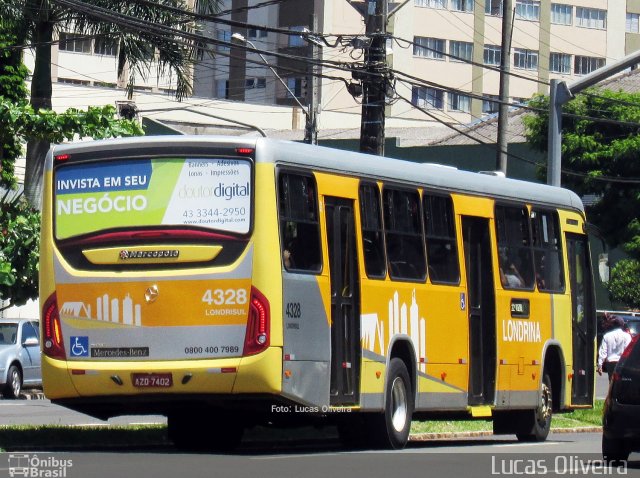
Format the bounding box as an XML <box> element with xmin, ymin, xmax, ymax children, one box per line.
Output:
<box><xmin>495</xmin><ymin>204</ymin><xmax>535</xmax><ymax>290</ymax></box>
<box><xmin>383</xmin><ymin>187</ymin><xmax>427</xmax><ymax>281</ymax></box>
<box><xmin>423</xmin><ymin>193</ymin><xmax>460</xmax><ymax>284</ymax></box>
<box><xmin>531</xmin><ymin>209</ymin><xmax>564</xmax><ymax>292</ymax></box>
<box><xmin>359</xmin><ymin>182</ymin><xmax>386</xmax><ymax>279</ymax></box>
<box><xmin>278</xmin><ymin>172</ymin><xmax>322</xmax><ymax>273</ymax></box>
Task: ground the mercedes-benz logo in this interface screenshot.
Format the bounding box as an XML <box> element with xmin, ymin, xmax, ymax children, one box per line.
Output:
<box><xmin>145</xmin><ymin>285</ymin><xmax>159</xmax><ymax>303</ymax></box>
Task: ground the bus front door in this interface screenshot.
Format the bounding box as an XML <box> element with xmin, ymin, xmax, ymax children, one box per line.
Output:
<box><xmin>566</xmin><ymin>233</ymin><xmax>595</xmax><ymax>405</ymax></box>
<box><xmin>462</xmin><ymin>216</ymin><xmax>497</xmax><ymax>406</ymax></box>
<box><xmin>325</xmin><ymin>197</ymin><xmax>361</xmax><ymax>406</ymax></box>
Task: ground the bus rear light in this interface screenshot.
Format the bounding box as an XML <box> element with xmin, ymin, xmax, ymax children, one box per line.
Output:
<box><xmin>54</xmin><ymin>154</ymin><xmax>70</xmax><ymax>162</ymax></box>
<box><xmin>236</xmin><ymin>148</ymin><xmax>254</xmax><ymax>155</ymax></box>
<box><xmin>43</xmin><ymin>293</ymin><xmax>66</xmax><ymax>360</ymax></box>
<box><xmin>243</xmin><ymin>286</ymin><xmax>270</xmax><ymax>356</ymax></box>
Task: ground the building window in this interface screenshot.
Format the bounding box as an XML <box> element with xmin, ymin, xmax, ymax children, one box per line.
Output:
<box><xmin>531</xmin><ymin>209</ymin><xmax>564</xmax><ymax>292</ymax></box>
<box><xmin>485</xmin><ymin>0</ymin><xmax>502</xmax><ymax>16</ymax></box>
<box><xmin>450</xmin><ymin>0</ymin><xmax>473</xmax><ymax>12</ymax></box>
<box><xmin>448</xmin><ymin>92</ymin><xmax>471</xmax><ymax>112</ymax></box>
<box><xmin>627</xmin><ymin>13</ymin><xmax>640</xmax><ymax>33</ymax></box>
<box><xmin>576</xmin><ymin>7</ymin><xmax>606</xmax><ymax>29</ymax></box>
<box><xmin>94</xmin><ymin>38</ymin><xmax>117</xmax><ymax>56</ymax></box>
<box><xmin>484</xmin><ymin>44</ymin><xmax>501</xmax><ymax>65</ymax></box>
<box><xmin>248</xmin><ymin>28</ymin><xmax>268</xmax><ymax>39</ymax></box>
<box><xmin>495</xmin><ymin>205</ymin><xmax>535</xmax><ymax>290</ymax></box>
<box><xmin>549</xmin><ymin>52</ymin><xmax>572</xmax><ymax>73</ymax></box>
<box><xmin>449</xmin><ymin>41</ymin><xmax>473</xmax><ymax>62</ymax></box>
<box><xmin>245</xmin><ymin>78</ymin><xmax>256</xmax><ymax>89</ymax></box>
<box><xmin>215</xmin><ymin>79</ymin><xmax>229</xmax><ymax>99</ymax></box>
<box><xmin>574</xmin><ymin>55</ymin><xmax>605</xmax><ymax>75</ymax></box>
<box><xmin>278</xmin><ymin>172</ymin><xmax>322</xmax><ymax>273</ymax></box>
<box><xmin>58</xmin><ymin>32</ymin><xmax>92</xmax><ymax>53</ymax></box>
<box><xmin>359</xmin><ymin>182</ymin><xmax>386</xmax><ymax>279</ymax></box>
<box><xmin>412</xmin><ymin>86</ymin><xmax>444</xmax><ymax>110</ymax></box>
<box><xmin>415</xmin><ymin>0</ymin><xmax>447</xmax><ymax>8</ymax></box>
<box><xmin>551</xmin><ymin>4</ymin><xmax>572</xmax><ymax>25</ymax></box>
<box><xmin>483</xmin><ymin>94</ymin><xmax>499</xmax><ymax>113</ymax></box>
<box><xmin>57</xmin><ymin>78</ymin><xmax>91</xmax><ymax>86</ymax></box>
<box><xmin>286</xmin><ymin>77</ymin><xmax>305</xmax><ymax>98</ymax></box>
<box><xmin>287</xmin><ymin>26</ymin><xmax>306</xmax><ymax>47</ymax></box>
<box><xmin>383</xmin><ymin>187</ymin><xmax>426</xmax><ymax>281</ymax></box>
<box><xmin>217</xmin><ymin>30</ymin><xmax>231</xmax><ymax>52</ymax></box>
<box><xmin>515</xmin><ymin>0</ymin><xmax>540</xmax><ymax>20</ymax></box>
<box><xmin>256</xmin><ymin>78</ymin><xmax>266</xmax><ymax>88</ymax></box>
<box><xmin>414</xmin><ymin>37</ymin><xmax>446</xmax><ymax>59</ymax></box>
<box><xmin>423</xmin><ymin>194</ymin><xmax>459</xmax><ymax>284</ymax></box>
<box><xmin>514</xmin><ymin>48</ymin><xmax>538</xmax><ymax>70</ymax></box>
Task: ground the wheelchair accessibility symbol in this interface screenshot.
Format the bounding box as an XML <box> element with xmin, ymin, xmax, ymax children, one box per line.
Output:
<box><xmin>70</xmin><ymin>336</ymin><xmax>89</xmax><ymax>357</ymax></box>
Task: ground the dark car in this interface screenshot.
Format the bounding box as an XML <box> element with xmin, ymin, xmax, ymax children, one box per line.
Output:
<box><xmin>0</xmin><ymin>319</ymin><xmax>41</xmax><ymax>398</ymax></box>
<box><xmin>602</xmin><ymin>333</ymin><xmax>640</xmax><ymax>461</ymax></box>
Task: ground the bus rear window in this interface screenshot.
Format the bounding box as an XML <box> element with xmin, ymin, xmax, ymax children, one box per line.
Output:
<box><xmin>54</xmin><ymin>157</ymin><xmax>252</xmax><ymax>240</ymax></box>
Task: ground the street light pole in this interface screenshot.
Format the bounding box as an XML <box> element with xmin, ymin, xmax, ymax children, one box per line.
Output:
<box><xmin>231</xmin><ymin>33</ymin><xmax>316</xmax><ymax>144</ymax></box>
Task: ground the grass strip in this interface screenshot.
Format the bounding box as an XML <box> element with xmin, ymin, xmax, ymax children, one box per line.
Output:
<box><xmin>410</xmin><ymin>399</ymin><xmax>604</xmax><ymax>435</ymax></box>
<box><xmin>0</xmin><ymin>400</ymin><xmax>605</xmax><ymax>450</ymax></box>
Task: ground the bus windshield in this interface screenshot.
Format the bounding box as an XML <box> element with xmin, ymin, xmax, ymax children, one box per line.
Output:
<box><xmin>54</xmin><ymin>157</ymin><xmax>252</xmax><ymax>240</ymax></box>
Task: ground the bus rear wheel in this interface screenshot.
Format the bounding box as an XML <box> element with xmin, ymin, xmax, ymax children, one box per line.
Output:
<box><xmin>168</xmin><ymin>409</ymin><xmax>244</xmax><ymax>452</ymax></box>
<box><xmin>366</xmin><ymin>358</ymin><xmax>414</xmax><ymax>449</ymax></box>
<box><xmin>516</xmin><ymin>374</ymin><xmax>553</xmax><ymax>442</ymax></box>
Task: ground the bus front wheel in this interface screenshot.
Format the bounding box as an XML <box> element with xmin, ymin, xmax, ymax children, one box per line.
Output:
<box><xmin>516</xmin><ymin>374</ymin><xmax>553</xmax><ymax>442</ymax></box>
<box><xmin>367</xmin><ymin>358</ymin><xmax>414</xmax><ymax>449</ymax></box>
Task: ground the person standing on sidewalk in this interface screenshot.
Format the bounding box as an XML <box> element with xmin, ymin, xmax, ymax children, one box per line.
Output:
<box><xmin>597</xmin><ymin>315</ymin><xmax>632</xmax><ymax>381</ymax></box>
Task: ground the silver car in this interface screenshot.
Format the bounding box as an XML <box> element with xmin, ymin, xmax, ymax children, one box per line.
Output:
<box><xmin>0</xmin><ymin>319</ymin><xmax>41</xmax><ymax>398</ymax></box>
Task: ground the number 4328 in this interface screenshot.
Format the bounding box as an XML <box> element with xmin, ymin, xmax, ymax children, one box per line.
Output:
<box><xmin>202</xmin><ymin>288</ymin><xmax>247</xmax><ymax>305</ymax></box>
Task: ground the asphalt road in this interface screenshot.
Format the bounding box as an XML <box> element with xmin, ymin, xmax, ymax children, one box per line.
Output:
<box><xmin>0</xmin><ymin>433</ymin><xmax>636</xmax><ymax>478</ymax></box>
<box><xmin>0</xmin><ymin>398</ymin><xmax>165</xmax><ymax>427</ymax></box>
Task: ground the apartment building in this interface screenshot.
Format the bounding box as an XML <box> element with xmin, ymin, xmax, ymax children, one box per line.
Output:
<box><xmin>20</xmin><ymin>0</ymin><xmax>640</xmax><ymax>132</ymax></box>
<box><xmin>193</xmin><ymin>0</ymin><xmax>640</xmax><ymax>128</ymax></box>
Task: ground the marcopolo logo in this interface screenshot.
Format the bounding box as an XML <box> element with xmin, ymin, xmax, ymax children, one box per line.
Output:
<box><xmin>8</xmin><ymin>453</ymin><xmax>73</xmax><ymax>477</ymax></box>
<box><xmin>178</xmin><ymin>182</ymin><xmax>250</xmax><ymax>200</ymax></box>
<box><xmin>119</xmin><ymin>249</ymin><xmax>180</xmax><ymax>260</ymax></box>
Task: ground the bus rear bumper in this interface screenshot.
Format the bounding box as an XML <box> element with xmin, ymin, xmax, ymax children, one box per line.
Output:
<box><xmin>42</xmin><ymin>347</ymin><xmax>283</xmax><ymax>402</ymax></box>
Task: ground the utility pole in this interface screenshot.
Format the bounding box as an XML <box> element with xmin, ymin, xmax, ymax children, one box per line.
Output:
<box><xmin>496</xmin><ymin>0</ymin><xmax>514</xmax><ymax>174</ymax></box>
<box><xmin>347</xmin><ymin>0</ymin><xmax>408</xmax><ymax>156</ymax></box>
<box><xmin>547</xmin><ymin>50</ymin><xmax>640</xmax><ymax>186</ymax></box>
<box><xmin>305</xmin><ymin>13</ymin><xmax>320</xmax><ymax>145</ymax></box>
<box><xmin>360</xmin><ymin>0</ymin><xmax>388</xmax><ymax>156</ymax></box>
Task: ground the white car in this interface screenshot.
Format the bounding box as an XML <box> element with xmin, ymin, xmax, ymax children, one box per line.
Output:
<box><xmin>0</xmin><ymin>319</ymin><xmax>41</xmax><ymax>398</ymax></box>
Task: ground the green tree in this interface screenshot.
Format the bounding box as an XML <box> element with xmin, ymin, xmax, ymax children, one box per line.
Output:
<box><xmin>0</xmin><ymin>24</ymin><xmax>143</xmax><ymax>310</ymax></box>
<box><xmin>8</xmin><ymin>0</ymin><xmax>222</xmax><ymax>205</ymax></box>
<box><xmin>606</xmin><ymin>259</ymin><xmax>640</xmax><ymax>310</ymax></box>
<box><xmin>0</xmin><ymin>192</ymin><xmax>40</xmax><ymax>311</ymax></box>
<box><xmin>523</xmin><ymin>90</ymin><xmax>640</xmax><ymax>307</ymax></box>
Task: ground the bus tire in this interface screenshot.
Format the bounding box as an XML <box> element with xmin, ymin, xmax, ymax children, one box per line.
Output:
<box><xmin>602</xmin><ymin>434</ymin><xmax>630</xmax><ymax>463</ymax></box>
<box><xmin>516</xmin><ymin>374</ymin><xmax>553</xmax><ymax>442</ymax></box>
<box><xmin>3</xmin><ymin>365</ymin><xmax>21</xmax><ymax>399</ymax></box>
<box><xmin>367</xmin><ymin>358</ymin><xmax>414</xmax><ymax>449</ymax></box>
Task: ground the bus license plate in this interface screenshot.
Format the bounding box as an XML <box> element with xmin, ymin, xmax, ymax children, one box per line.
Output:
<box><xmin>132</xmin><ymin>373</ymin><xmax>173</xmax><ymax>388</ymax></box>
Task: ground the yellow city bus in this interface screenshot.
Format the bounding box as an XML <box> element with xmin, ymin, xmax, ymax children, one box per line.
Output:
<box><xmin>39</xmin><ymin>136</ymin><xmax>595</xmax><ymax>450</ymax></box>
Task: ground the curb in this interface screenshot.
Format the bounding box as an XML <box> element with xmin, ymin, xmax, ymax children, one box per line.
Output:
<box><xmin>410</xmin><ymin>426</ymin><xmax>603</xmax><ymax>441</ymax></box>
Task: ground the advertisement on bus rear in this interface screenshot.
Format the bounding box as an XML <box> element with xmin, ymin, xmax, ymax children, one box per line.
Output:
<box><xmin>54</xmin><ymin>157</ymin><xmax>251</xmax><ymax>239</ymax></box>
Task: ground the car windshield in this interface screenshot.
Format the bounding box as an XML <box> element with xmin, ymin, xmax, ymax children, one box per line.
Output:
<box><xmin>626</xmin><ymin>319</ymin><xmax>640</xmax><ymax>336</ymax></box>
<box><xmin>0</xmin><ymin>324</ymin><xmax>18</xmax><ymax>345</ymax></box>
